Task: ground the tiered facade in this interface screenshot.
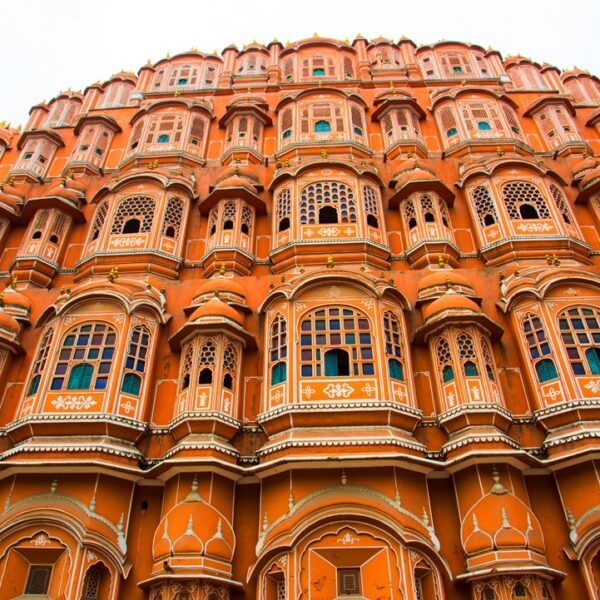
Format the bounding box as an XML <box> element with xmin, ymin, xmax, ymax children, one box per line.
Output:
<box><xmin>0</xmin><ymin>35</ymin><xmax>599</xmax><ymax>600</ymax></box>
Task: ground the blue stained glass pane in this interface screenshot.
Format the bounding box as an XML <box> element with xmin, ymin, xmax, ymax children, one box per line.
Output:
<box><xmin>363</xmin><ymin>363</ymin><xmax>375</xmax><ymax>375</ymax></box>
<box><xmin>95</xmin><ymin>377</ymin><xmax>108</xmax><ymax>390</ymax></box>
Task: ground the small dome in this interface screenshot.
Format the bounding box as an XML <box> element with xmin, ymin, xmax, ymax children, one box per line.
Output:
<box><xmin>214</xmin><ymin>173</ymin><xmax>258</xmax><ymax>194</ymax></box>
<box><xmin>573</xmin><ymin>156</ymin><xmax>600</xmax><ymax>180</ymax></box>
<box><xmin>418</xmin><ymin>269</ymin><xmax>471</xmax><ymax>294</ymax></box>
<box><xmin>0</xmin><ymin>309</ymin><xmax>20</xmax><ymax>334</ymax></box>
<box><xmin>194</xmin><ymin>278</ymin><xmax>246</xmax><ymax>301</ymax></box>
<box><xmin>1</xmin><ymin>287</ymin><xmax>32</xmax><ymax>312</ymax></box>
<box><xmin>190</xmin><ymin>297</ymin><xmax>244</xmax><ymax>326</ymax></box>
<box><xmin>422</xmin><ymin>290</ymin><xmax>480</xmax><ymax>322</ymax></box>
<box><xmin>580</xmin><ymin>165</ymin><xmax>600</xmax><ymax>188</ymax></box>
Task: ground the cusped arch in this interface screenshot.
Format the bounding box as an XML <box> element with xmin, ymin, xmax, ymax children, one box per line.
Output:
<box><xmin>249</xmin><ymin>486</ymin><xmax>449</xmax><ymax>582</ymax></box>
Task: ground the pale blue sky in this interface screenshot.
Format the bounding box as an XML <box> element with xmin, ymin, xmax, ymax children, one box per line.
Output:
<box><xmin>1</xmin><ymin>0</ymin><xmax>598</xmax><ymax>125</ymax></box>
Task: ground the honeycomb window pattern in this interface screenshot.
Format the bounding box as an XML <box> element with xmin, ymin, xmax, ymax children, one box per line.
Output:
<box><xmin>111</xmin><ymin>196</ymin><xmax>157</xmax><ymax>234</ymax></box>
<box><xmin>502</xmin><ymin>181</ymin><xmax>551</xmax><ymax>220</ymax></box>
<box><xmin>299</xmin><ymin>181</ymin><xmax>357</xmax><ymax>225</ymax></box>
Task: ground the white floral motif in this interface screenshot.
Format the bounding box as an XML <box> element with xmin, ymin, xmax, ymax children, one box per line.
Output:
<box><xmin>86</xmin><ymin>551</ymin><xmax>97</xmax><ymax>562</ymax></box>
<box><xmin>584</xmin><ymin>380</ymin><xmax>600</xmax><ymax>394</ymax></box>
<box><xmin>361</xmin><ymin>383</ymin><xmax>376</xmax><ymax>397</ymax></box>
<box><xmin>543</xmin><ymin>387</ymin><xmax>561</xmax><ymax>402</ymax></box>
<box><xmin>317</xmin><ymin>227</ymin><xmax>340</xmax><ymax>237</ymax></box>
<box><xmin>471</xmin><ymin>386</ymin><xmax>481</xmax><ymax>401</ymax></box>
<box><xmin>516</xmin><ymin>222</ymin><xmax>553</xmax><ymax>233</ymax></box>
<box><xmin>337</xmin><ymin>532</ymin><xmax>359</xmax><ymax>544</ymax></box>
<box><xmin>447</xmin><ymin>391</ymin><xmax>455</xmax><ymax>406</ymax></box>
<box><xmin>323</xmin><ymin>383</ymin><xmax>354</xmax><ymax>399</ymax></box>
<box><xmin>120</xmin><ymin>400</ymin><xmax>135</xmax><ymax>414</ymax></box>
<box><xmin>302</xmin><ymin>385</ymin><xmax>316</xmax><ymax>399</ymax></box>
<box><xmin>51</xmin><ymin>395</ymin><xmax>96</xmax><ymax>410</ymax></box>
<box><xmin>109</xmin><ymin>236</ymin><xmax>146</xmax><ymax>248</ymax></box>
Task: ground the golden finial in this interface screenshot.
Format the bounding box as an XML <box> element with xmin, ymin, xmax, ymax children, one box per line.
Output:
<box><xmin>0</xmin><ymin>292</ymin><xmax>4</xmax><ymax>307</ymax></box>
<box><xmin>107</xmin><ymin>267</ymin><xmax>119</xmax><ymax>282</ymax></box>
<box><xmin>490</xmin><ymin>466</ymin><xmax>509</xmax><ymax>495</ymax></box>
<box><xmin>148</xmin><ymin>160</ymin><xmax>159</xmax><ymax>169</ymax></box>
<box><xmin>460</xmin><ymin>79</ymin><xmax>467</xmax><ymax>86</ymax></box>
<box><xmin>166</xmin><ymin>52</ymin><xmax>170</xmax><ymax>59</ymax></box>
<box><xmin>343</xmin><ymin>38</ymin><xmax>349</xmax><ymax>44</ymax></box>
<box><xmin>318</xmin><ymin>79</ymin><xmax>323</xmax><ymax>87</ymax></box>
<box><xmin>496</xmin><ymin>146</ymin><xmax>505</xmax><ymax>157</ymax></box>
<box><xmin>280</xmin><ymin>275</ymin><xmax>285</xmax><ymax>283</ymax></box>
<box><xmin>320</xmin><ymin>148</ymin><xmax>328</xmax><ymax>159</ymax></box>
<box><xmin>145</xmin><ymin>278</ymin><xmax>152</xmax><ymax>290</ymax></box>
<box><xmin>10</xmin><ymin>275</ymin><xmax>17</xmax><ymax>290</ymax></box>
<box><xmin>146</xmin><ymin>58</ymin><xmax>152</xmax><ymax>65</ymax></box>
<box><xmin>407</xmin><ymin>151</ymin><xmax>414</xmax><ymax>159</ymax></box>
<box><xmin>16</xmin><ymin>124</ymin><xmax>21</xmax><ymax>132</ymax></box>
<box><xmin>269</xmin><ymin>280</ymin><xmax>275</xmax><ymax>289</ymax></box>
<box><xmin>213</xmin><ymin>49</ymin><xmax>218</xmax><ymax>55</ymax></box>
<box><xmin>326</xmin><ymin>255</ymin><xmax>334</xmax><ymax>268</ymax></box>
<box><xmin>219</xmin><ymin>262</ymin><xmax>226</xmax><ymax>276</ymax></box>
<box><xmin>174</xmin><ymin>90</ymin><xmax>182</xmax><ymax>97</ymax></box>
<box><xmin>438</xmin><ymin>255</ymin><xmax>445</xmax><ymax>268</ymax></box>
<box><xmin>313</xmin><ymin>32</ymin><xmax>318</xmax><ymax>37</ymax></box>
<box><xmin>283</xmin><ymin>159</ymin><xmax>290</xmax><ymax>167</ymax></box>
<box><xmin>299</xmin><ymin>264</ymin><xmax>305</xmax><ymax>273</ymax></box>
<box><xmin>67</xmin><ymin>169</ymin><xmax>74</xmax><ymax>178</ymax></box>
<box><xmin>7</xmin><ymin>177</ymin><xmax>14</xmax><ymax>186</ymax></box>
<box><xmin>445</xmin><ymin>276</ymin><xmax>453</xmax><ymax>289</ymax></box>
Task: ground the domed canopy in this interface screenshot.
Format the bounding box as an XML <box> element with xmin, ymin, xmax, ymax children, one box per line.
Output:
<box><xmin>417</xmin><ymin>268</ymin><xmax>474</xmax><ymax>301</ymax></box>
<box><xmin>200</xmin><ymin>171</ymin><xmax>266</xmax><ymax>214</ymax></box>
<box><xmin>169</xmin><ymin>296</ymin><xmax>255</xmax><ymax>350</ymax></box>
<box><xmin>0</xmin><ymin>309</ymin><xmax>20</xmax><ymax>334</ymax></box>
<box><xmin>389</xmin><ymin>161</ymin><xmax>455</xmax><ymax>207</ymax></box>
<box><xmin>414</xmin><ymin>289</ymin><xmax>503</xmax><ymax>343</ymax></box>
<box><xmin>0</xmin><ymin>284</ymin><xmax>32</xmax><ymax>321</ymax></box>
<box><xmin>462</xmin><ymin>471</ymin><xmax>545</xmax><ymax>561</ymax></box>
<box><xmin>152</xmin><ymin>476</ymin><xmax>235</xmax><ymax>570</ymax></box>
<box><xmin>188</xmin><ymin>277</ymin><xmax>248</xmax><ymax>313</ymax></box>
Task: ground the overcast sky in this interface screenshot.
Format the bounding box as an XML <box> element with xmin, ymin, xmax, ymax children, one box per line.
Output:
<box><xmin>1</xmin><ymin>0</ymin><xmax>598</xmax><ymax>126</ymax></box>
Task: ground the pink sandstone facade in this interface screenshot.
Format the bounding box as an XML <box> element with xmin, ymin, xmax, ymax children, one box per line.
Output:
<box><xmin>0</xmin><ymin>34</ymin><xmax>598</xmax><ymax>600</ymax></box>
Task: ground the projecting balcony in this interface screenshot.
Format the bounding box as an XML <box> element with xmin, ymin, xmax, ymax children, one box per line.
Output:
<box><xmin>277</xmin><ymin>130</ymin><xmax>371</xmax><ymax>160</ymax></box>
<box><xmin>444</xmin><ymin>130</ymin><xmax>533</xmax><ymax>158</ymax></box>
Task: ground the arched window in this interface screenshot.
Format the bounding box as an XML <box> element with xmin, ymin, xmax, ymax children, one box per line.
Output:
<box><xmin>549</xmin><ymin>184</ymin><xmax>573</xmax><ymax>225</ymax></box>
<box><xmin>513</xmin><ymin>582</ymin><xmax>529</xmax><ymax>599</ymax></box>
<box><xmin>162</xmin><ymin>197</ymin><xmax>184</xmax><ymax>239</ymax></box>
<box><xmin>522</xmin><ymin>312</ymin><xmax>558</xmax><ymax>382</ymax></box>
<box><xmin>111</xmin><ymin>196</ymin><xmax>156</xmax><ymax>235</ymax></box>
<box><xmin>88</xmin><ymin>202</ymin><xmax>109</xmax><ymax>244</ymax></box>
<box><xmin>363</xmin><ymin>186</ymin><xmax>380</xmax><ymax>229</ymax></box>
<box><xmin>299</xmin><ymin>307</ymin><xmax>374</xmax><ymax>377</ymax></box>
<box><xmin>180</xmin><ymin>344</ymin><xmax>194</xmax><ymax>391</ymax></box>
<box><xmin>280</xmin><ymin>107</ymin><xmax>293</xmax><ymax>141</ymax></box>
<box><xmin>121</xmin><ymin>325</ymin><xmax>150</xmax><ymax>396</ymax></box>
<box><xmin>81</xmin><ymin>563</ymin><xmax>108</xmax><ymax>600</ymax></box>
<box><xmin>223</xmin><ymin>344</ymin><xmax>237</xmax><ymax>390</ymax></box>
<box><xmin>436</xmin><ymin>337</ymin><xmax>454</xmax><ymax>383</ymax></box>
<box><xmin>299</xmin><ymin>181</ymin><xmax>356</xmax><ymax>225</ymax></box>
<box><xmin>482</xmin><ymin>587</ymin><xmax>496</xmax><ymax>600</ymax></box>
<box><xmin>502</xmin><ymin>181</ymin><xmax>550</xmax><ymax>220</ymax></box>
<box><xmin>558</xmin><ymin>306</ymin><xmax>600</xmax><ymax>375</ymax></box>
<box><xmin>478</xmin><ymin>121</ymin><xmax>492</xmax><ymax>130</ymax></box>
<box><xmin>276</xmin><ymin>189</ymin><xmax>291</xmax><ymax>232</ymax></box>
<box><xmin>457</xmin><ymin>332</ymin><xmax>478</xmax><ymax>376</ymax></box>
<box><xmin>471</xmin><ymin>185</ymin><xmax>499</xmax><ymax>228</ymax></box>
<box><xmin>383</xmin><ymin>311</ymin><xmax>405</xmax><ymax>381</ymax></box>
<box><xmin>480</xmin><ymin>337</ymin><xmax>496</xmax><ymax>381</ymax></box>
<box><xmin>270</xmin><ymin>315</ymin><xmax>287</xmax><ymax>385</ymax></box>
<box><xmin>318</xmin><ymin>205</ymin><xmax>338</xmax><ymax>224</ymax></box>
<box><xmin>27</xmin><ymin>328</ymin><xmax>54</xmax><ymax>396</ymax></box>
<box><xmin>50</xmin><ymin>323</ymin><xmax>116</xmax><ymax>391</ymax></box>
<box><xmin>197</xmin><ymin>339</ymin><xmax>216</xmax><ymax>384</ymax></box>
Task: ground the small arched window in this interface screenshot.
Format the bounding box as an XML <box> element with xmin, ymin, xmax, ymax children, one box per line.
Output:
<box><xmin>313</xmin><ymin>67</ymin><xmax>325</xmax><ymax>76</ymax></box>
<box><xmin>157</xmin><ymin>133</ymin><xmax>170</xmax><ymax>143</ymax></box>
<box><xmin>123</xmin><ymin>218</ymin><xmax>141</xmax><ymax>234</ymax></box>
<box><xmin>222</xmin><ymin>344</ymin><xmax>236</xmax><ymax>390</ymax></box>
<box><xmin>503</xmin><ymin>181</ymin><xmax>550</xmax><ymax>221</ymax></box>
<box><xmin>522</xmin><ymin>313</ymin><xmax>558</xmax><ymax>383</ymax></box>
<box><xmin>162</xmin><ymin>197</ymin><xmax>185</xmax><ymax>241</ymax></box>
<box><xmin>27</xmin><ymin>328</ymin><xmax>54</xmax><ymax>396</ymax></box>
<box><xmin>472</xmin><ymin>185</ymin><xmax>499</xmax><ymax>229</ymax></box>
<box><xmin>197</xmin><ymin>339</ymin><xmax>216</xmax><ymax>384</ymax></box>
<box><xmin>383</xmin><ymin>311</ymin><xmax>405</xmax><ymax>381</ymax></box>
<box><xmin>180</xmin><ymin>344</ymin><xmax>193</xmax><ymax>392</ymax></box>
<box><xmin>363</xmin><ymin>186</ymin><xmax>380</xmax><ymax>229</ymax></box>
<box><xmin>121</xmin><ymin>325</ymin><xmax>150</xmax><ymax>396</ymax></box>
<box><xmin>111</xmin><ymin>196</ymin><xmax>156</xmax><ymax>235</ymax></box>
<box><xmin>276</xmin><ymin>188</ymin><xmax>292</xmax><ymax>233</ymax></box>
<box><xmin>318</xmin><ymin>205</ymin><xmax>338</xmax><ymax>224</ymax></box>
<box><xmin>436</xmin><ymin>337</ymin><xmax>454</xmax><ymax>383</ymax></box>
<box><xmin>270</xmin><ymin>315</ymin><xmax>287</xmax><ymax>385</ymax></box>
<box><xmin>51</xmin><ymin>323</ymin><xmax>116</xmax><ymax>392</ymax></box>
<box><xmin>457</xmin><ymin>333</ymin><xmax>479</xmax><ymax>377</ymax></box>
<box><xmin>477</xmin><ymin>121</ymin><xmax>491</xmax><ymax>130</ymax></box>
<box><xmin>324</xmin><ymin>349</ymin><xmax>350</xmax><ymax>376</ymax></box>
<box><xmin>447</xmin><ymin>127</ymin><xmax>458</xmax><ymax>137</ymax></box>
<box><xmin>89</xmin><ymin>202</ymin><xmax>109</xmax><ymax>244</ymax></box>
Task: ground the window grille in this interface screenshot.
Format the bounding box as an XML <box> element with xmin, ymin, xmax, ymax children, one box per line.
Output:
<box><xmin>300</xmin><ymin>55</ymin><xmax>336</xmax><ymax>79</ymax></box>
<box><xmin>457</xmin><ymin>332</ymin><xmax>476</xmax><ymax>358</ymax></box>
<box><xmin>483</xmin><ymin>587</ymin><xmax>496</xmax><ymax>600</ymax></box>
<box><xmin>223</xmin><ymin>344</ymin><xmax>236</xmax><ymax>372</ymax></box>
<box><xmin>129</xmin><ymin>121</ymin><xmax>144</xmax><ymax>151</ymax></box>
<box><xmin>33</xmin><ymin>210</ymin><xmax>49</xmax><ymax>232</ymax></box>
<box><xmin>549</xmin><ymin>184</ymin><xmax>573</xmax><ymax>225</ymax></box>
<box><xmin>241</xmin><ymin>204</ymin><xmax>253</xmax><ymax>235</ymax></box>
<box><xmin>384</xmin><ymin>311</ymin><xmax>405</xmax><ymax>381</ymax></box>
<box><xmin>208</xmin><ymin>206</ymin><xmax>219</xmax><ymax>237</ymax></box>
<box><xmin>180</xmin><ymin>343</ymin><xmax>194</xmax><ymax>391</ymax></box>
<box><xmin>276</xmin><ymin>189</ymin><xmax>291</xmax><ymax>228</ymax></box>
<box><xmin>276</xmin><ymin>580</ymin><xmax>286</xmax><ymax>600</ymax></box>
<box><xmin>565</xmin><ymin>78</ymin><xmax>600</xmax><ymax>105</ymax></box>
<box><xmin>283</xmin><ymin>57</ymin><xmax>294</xmax><ymax>80</ymax></box>
<box><xmin>50</xmin><ymin>322</ymin><xmax>117</xmax><ymax>392</ymax></box>
<box><xmin>459</xmin><ymin>101</ymin><xmax>506</xmax><ymax>138</ymax></box>
<box><xmin>280</xmin><ymin>107</ymin><xmax>293</xmax><ymax>142</ymax></box>
<box><xmin>198</xmin><ymin>339</ymin><xmax>217</xmax><ymax>368</ymax></box>
<box><xmin>88</xmin><ymin>202</ymin><xmax>109</xmax><ymax>244</ymax></box>
<box><xmin>471</xmin><ymin>185</ymin><xmax>499</xmax><ymax>228</ymax></box>
<box><xmin>438</xmin><ymin>106</ymin><xmax>459</xmax><ymax>143</ymax></box>
<box><xmin>350</xmin><ymin>103</ymin><xmax>365</xmax><ymax>137</ymax></box>
<box><xmin>24</xmin><ymin>565</ymin><xmax>52</xmax><ymax>594</ymax></box>
<box><xmin>82</xmin><ymin>564</ymin><xmax>102</xmax><ymax>600</ymax></box>
<box><xmin>402</xmin><ymin>198</ymin><xmax>417</xmax><ymax>228</ymax></box>
<box><xmin>111</xmin><ymin>196</ymin><xmax>156</xmax><ymax>234</ymax></box>
<box><xmin>299</xmin><ymin>306</ymin><xmax>374</xmax><ymax>377</ymax></box>
<box><xmin>27</xmin><ymin>328</ymin><xmax>54</xmax><ymax>396</ymax></box>
<box><xmin>100</xmin><ymin>82</ymin><xmax>133</xmax><ymax>108</ymax></box>
<box><xmin>534</xmin><ymin>106</ymin><xmax>580</xmax><ymax>149</ymax></box>
<box><xmin>558</xmin><ymin>306</ymin><xmax>600</xmax><ymax>375</ymax></box>
<box><xmin>362</xmin><ymin>185</ymin><xmax>380</xmax><ymax>228</ymax></box>
<box><xmin>439</xmin><ymin>52</ymin><xmax>474</xmax><ymax>78</ymax></box>
<box><xmin>343</xmin><ymin>56</ymin><xmax>354</xmax><ymax>78</ymax></box>
<box><xmin>188</xmin><ymin>115</ymin><xmax>206</xmax><ymax>152</ymax></box>
<box><xmin>299</xmin><ymin>181</ymin><xmax>356</xmax><ymax>225</ymax></box>
<box><xmin>513</xmin><ymin>582</ymin><xmax>528</xmax><ymax>598</ymax></box>
<box><xmin>436</xmin><ymin>337</ymin><xmax>454</xmax><ymax>383</ymax></box>
<box><xmin>337</xmin><ymin>568</ymin><xmax>360</xmax><ymax>595</ymax></box>
<box><xmin>480</xmin><ymin>337</ymin><xmax>497</xmax><ymax>381</ymax></box>
<box><xmin>162</xmin><ymin>197</ymin><xmax>184</xmax><ymax>238</ymax></box>
<box><xmin>502</xmin><ymin>181</ymin><xmax>550</xmax><ymax>220</ymax></box>
<box><xmin>222</xmin><ymin>201</ymin><xmax>237</xmax><ymax>228</ymax></box>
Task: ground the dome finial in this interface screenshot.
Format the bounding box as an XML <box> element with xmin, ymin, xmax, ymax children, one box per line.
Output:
<box><xmin>490</xmin><ymin>466</ymin><xmax>509</xmax><ymax>495</ymax></box>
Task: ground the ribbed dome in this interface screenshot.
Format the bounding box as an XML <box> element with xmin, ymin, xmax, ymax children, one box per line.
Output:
<box><xmin>214</xmin><ymin>174</ymin><xmax>258</xmax><ymax>193</ymax></box>
<box><xmin>422</xmin><ymin>289</ymin><xmax>480</xmax><ymax>322</ymax></box>
<box><xmin>194</xmin><ymin>277</ymin><xmax>246</xmax><ymax>301</ymax></box>
<box><xmin>190</xmin><ymin>297</ymin><xmax>244</xmax><ymax>326</ymax></box>
<box><xmin>153</xmin><ymin>476</ymin><xmax>235</xmax><ymax>563</ymax></box>
<box><xmin>573</xmin><ymin>156</ymin><xmax>600</xmax><ymax>179</ymax></box>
